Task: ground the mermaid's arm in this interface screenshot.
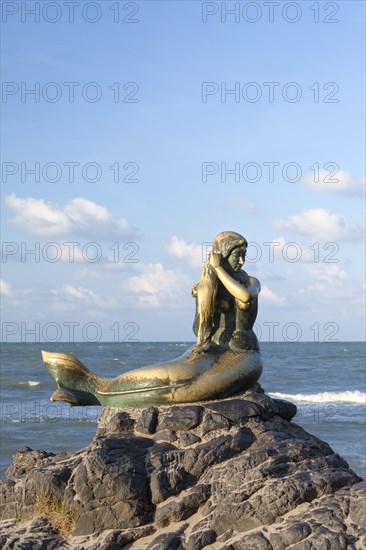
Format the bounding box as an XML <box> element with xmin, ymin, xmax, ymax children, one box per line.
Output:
<box><xmin>211</xmin><ymin>258</ymin><xmax>260</xmax><ymax>303</ymax></box>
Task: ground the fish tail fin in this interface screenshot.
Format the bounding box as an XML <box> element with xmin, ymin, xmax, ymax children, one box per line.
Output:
<box><xmin>41</xmin><ymin>350</ymin><xmax>102</xmax><ymax>406</ymax></box>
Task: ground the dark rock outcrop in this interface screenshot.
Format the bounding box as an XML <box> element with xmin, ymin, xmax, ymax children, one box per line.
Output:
<box><xmin>0</xmin><ymin>384</ymin><xmax>364</xmax><ymax>549</ymax></box>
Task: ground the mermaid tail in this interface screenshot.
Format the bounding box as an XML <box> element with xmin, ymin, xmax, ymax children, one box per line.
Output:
<box><xmin>42</xmin><ymin>351</ymin><xmax>101</xmax><ymax>406</ymax></box>
<box><xmin>41</xmin><ymin>347</ymin><xmax>263</xmax><ymax>408</ymax></box>
<box><xmin>42</xmin><ymin>350</ymin><xmax>192</xmax><ymax>407</ymax></box>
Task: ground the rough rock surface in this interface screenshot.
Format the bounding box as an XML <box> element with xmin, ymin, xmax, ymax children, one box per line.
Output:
<box><xmin>0</xmin><ymin>384</ymin><xmax>364</xmax><ymax>549</ymax></box>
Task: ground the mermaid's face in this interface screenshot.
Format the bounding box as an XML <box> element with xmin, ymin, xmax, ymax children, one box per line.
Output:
<box><xmin>227</xmin><ymin>246</ymin><xmax>246</xmax><ymax>272</ymax></box>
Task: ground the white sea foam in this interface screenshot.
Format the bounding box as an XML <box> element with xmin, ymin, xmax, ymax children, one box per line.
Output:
<box><xmin>269</xmin><ymin>390</ymin><xmax>366</xmax><ymax>404</ymax></box>
<box><xmin>19</xmin><ymin>380</ymin><xmax>40</xmax><ymax>387</ymax></box>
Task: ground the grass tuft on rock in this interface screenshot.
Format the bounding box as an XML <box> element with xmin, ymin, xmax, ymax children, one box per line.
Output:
<box><xmin>34</xmin><ymin>492</ymin><xmax>77</xmax><ymax>537</ymax></box>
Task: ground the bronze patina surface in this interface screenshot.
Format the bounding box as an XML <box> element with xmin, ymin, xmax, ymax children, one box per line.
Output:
<box><xmin>42</xmin><ymin>231</ymin><xmax>263</xmax><ymax>407</ymax></box>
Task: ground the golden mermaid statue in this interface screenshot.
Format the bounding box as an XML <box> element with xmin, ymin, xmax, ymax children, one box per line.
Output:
<box><xmin>42</xmin><ymin>231</ymin><xmax>263</xmax><ymax>408</ymax></box>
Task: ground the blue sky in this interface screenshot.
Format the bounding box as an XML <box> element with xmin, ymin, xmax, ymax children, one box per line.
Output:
<box><xmin>1</xmin><ymin>0</ymin><xmax>365</xmax><ymax>342</ymax></box>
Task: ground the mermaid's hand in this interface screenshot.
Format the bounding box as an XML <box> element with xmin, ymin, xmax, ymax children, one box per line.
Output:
<box><xmin>210</xmin><ymin>252</ymin><xmax>222</xmax><ymax>269</ymax></box>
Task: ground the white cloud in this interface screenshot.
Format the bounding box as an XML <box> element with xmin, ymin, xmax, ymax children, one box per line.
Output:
<box><xmin>166</xmin><ymin>236</ymin><xmax>204</xmax><ymax>268</ymax></box>
<box><xmin>260</xmin><ymin>285</ymin><xmax>286</xmax><ymax>305</ymax></box>
<box><xmin>251</xmin><ymin>267</ymin><xmax>285</xmax><ymax>282</ymax></box>
<box><xmin>126</xmin><ymin>263</ymin><xmax>190</xmax><ymax>307</ymax></box>
<box><xmin>74</xmin><ymin>268</ymin><xmax>102</xmax><ymax>280</ymax></box>
<box><xmin>229</xmin><ymin>197</ymin><xmax>260</xmax><ymax>214</ymax></box>
<box><xmin>302</xmin><ymin>169</ymin><xmax>365</xmax><ymax>197</ymax></box>
<box><xmin>49</xmin><ymin>302</ymin><xmax>75</xmax><ymax>313</ymax></box>
<box><xmin>298</xmin><ymin>265</ymin><xmax>364</xmax><ymax>309</ymax></box>
<box><xmin>0</xmin><ymin>279</ymin><xmax>12</xmax><ymax>296</ymax></box>
<box><xmin>273</xmin><ymin>208</ymin><xmax>362</xmax><ymax>242</ymax></box>
<box><xmin>0</xmin><ymin>279</ymin><xmax>32</xmax><ymax>299</ymax></box>
<box><xmin>59</xmin><ymin>244</ymin><xmax>85</xmax><ymax>262</ymax></box>
<box><xmin>5</xmin><ymin>193</ymin><xmax>142</xmax><ymax>240</ymax></box>
<box><xmin>55</xmin><ymin>284</ymin><xmax>118</xmax><ymax>308</ymax></box>
<box><xmin>305</xmin><ymin>264</ymin><xmax>348</xmax><ymax>283</ymax></box>
<box><xmin>63</xmin><ymin>284</ymin><xmax>91</xmax><ymax>300</ymax></box>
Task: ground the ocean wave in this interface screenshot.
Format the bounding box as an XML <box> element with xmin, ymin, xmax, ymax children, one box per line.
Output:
<box><xmin>18</xmin><ymin>381</ymin><xmax>40</xmax><ymax>387</ymax></box>
<box><xmin>269</xmin><ymin>390</ymin><xmax>366</xmax><ymax>404</ymax></box>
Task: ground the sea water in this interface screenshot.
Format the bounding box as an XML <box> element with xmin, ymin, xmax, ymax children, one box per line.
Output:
<box><xmin>0</xmin><ymin>342</ymin><xmax>365</xmax><ymax>479</ymax></box>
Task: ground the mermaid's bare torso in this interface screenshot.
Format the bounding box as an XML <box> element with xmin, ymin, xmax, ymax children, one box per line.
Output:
<box><xmin>209</xmin><ymin>270</ymin><xmax>260</xmax><ymax>352</ymax></box>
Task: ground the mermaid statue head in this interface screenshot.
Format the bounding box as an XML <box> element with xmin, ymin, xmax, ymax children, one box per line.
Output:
<box><xmin>211</xmin><ymin>231</ymin><xmax>247</xmax><ymax>257</ymax></box>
